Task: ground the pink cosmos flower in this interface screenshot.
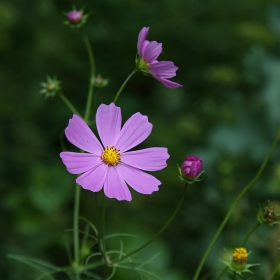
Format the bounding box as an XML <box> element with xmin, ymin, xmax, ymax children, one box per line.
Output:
<box><xmin>136</xmin><ymin>27</ymin><xmax>182</xmax><ymax>89</ymax></box>
<box><xmin>60</xmin><ymin>103</ymin><xmax>170</xmax><ymax>201</ymax></box>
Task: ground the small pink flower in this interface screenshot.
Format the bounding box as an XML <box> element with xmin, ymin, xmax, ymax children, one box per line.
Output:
<box><xmin>136</xmin><ymin>27</ymin><xmax>182</xmax><ymax>89</ymax></box>
<box><xmin>67</xmin><ymin>11</ymin><xmax>83</xmax><ymax>23</ymax></box>
<box><xmin>181</xmin><ymin>156</ymin><xmax>202</xmax><ymax>179</ymax></box>
<box><xmin>60</xmin><ymin>103</ymin><xmax>170</xmax><ymax>201</ymax></box>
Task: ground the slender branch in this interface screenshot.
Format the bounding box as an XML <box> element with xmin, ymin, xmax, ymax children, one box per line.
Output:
<box><xmin>268</xmin><ymin>260</ymin><xmax>280</xmax><ymax>280</ymax></box>
<box><xmin>192</xmin><ymin>127</ymin><xmax>280</xmax><ymax>280</ymax></box>
<box><xmin>113</xmin><ymin>69</ymin><xmax>137</xmax><ymax>103</ymax></box>
<box><xmin>216</xmin><ymin>266</ymin><xmax>228</xmax><ymax>280</ymax></box>
<box><xmin>58</xmin><ymin>92</ymin><xmax>81</xmax><ymax>116</ymax></box>
<box><xmin>241</xmin><ymin>222</ymin><xmax>260</xmax><ymax>247</ymax></box>
<box><xmin>73</xmin><ymin>184</ymin><xmax>81</xmax><ymax>280</ymax></box>
<box><xmin>82</xmin><ymin>28</ymin><xmax>96</xmax><ymax>121</ymax></box>
<box><xmin>110</xmin><ymin>184</ymin><xmax>189</xmax><ymax>265</ymax></box>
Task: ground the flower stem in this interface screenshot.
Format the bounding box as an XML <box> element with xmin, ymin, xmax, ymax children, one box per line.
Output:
<box><xmin>82</xmin><ymin>28</ymin><xmax>96</xmax><ymax>122</ymax></box>
<box><xmin>110</xmin><ymin>184</ymin><xmax>189</xmax><ymax>265</ymax></box>
<box><xmin>192</xmin><ymin>127</ymin><xmax>280</xmax><ymax>280</ymax></box>
<box><xmin>216</xmin><ymin>266</ymin><xmax>228</xmax><ymax>280</ymax></box>
<box><xmin>58</xmin><ymin>92</ymin><xmax>81</xmax><ymax>116</ymax></box>
<box><xmin>268</xmin><ymin>260</ymin><xmax>280</xmax><ymax>280</ymax></box>
<box><xmin>94</xmin><ymin>193</ymin><xmax>108</xmax><ymax>276</ymax></box>
<box><xmin>241</xmin><ymin>222</ymin><xmax>260</xmax><ymax>247</ymax></box>
<box><xmin>72</xmin><ymin>29</ymin><xmax>96</xmax><ymax>280</ymax></box>
<box><xmin>73</xmin><ymin>183</ymin><xmax>81</xmax><ymax>280</ymax></box>
<box><xmin>113</xmin><ymin>69</ymin><xmax>137</xmax><ymax>104</ymax></box>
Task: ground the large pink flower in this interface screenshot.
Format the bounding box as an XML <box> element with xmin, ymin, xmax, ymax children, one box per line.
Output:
<box><xmin>136</xmin><ymin>27</ymin><xmax>182</xmax><ymax>89</ymax></box>
<box><xmin>60</xmin><ymin>103</ymin><xmax>170</xmax><ymax>201</ymax></box>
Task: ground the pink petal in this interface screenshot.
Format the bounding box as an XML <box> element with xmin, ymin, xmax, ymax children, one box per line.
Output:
<box><xmin>121</xmin><ymin>148</ymin><xmax>169</xmax><ymax>171</ymax></box>
<box><xmin>115</xmin><ymin>112</ymin><xmax>152</xmax><ymax>152</ymax></box>
<box><xmin>143</xmin><ymin>41</ymin><xmax>162</xmax><ymax>63</ymax></box>
<box><xmin>96</xmin><ymin>103</ymin><xmax>122</xmax><ymax>147</ymax></box>
<box><xmin>65</xmin><ymin>114</ymin><xmax>103</xmax><ymax>154</ymax></box>
<box><xmin>60</xmin><ymin>152</ymin><xmax>101</xmax><ymax>174</ymax></box>
<box><xmin>152</xmin><ymin>75</ymin><xmax>182</xmax><ymax>88</ymax></box>
<box><xmin>104</xmin><ymin>167</ymin><xmax>132</xmax><ymax>201</ymax></box>
<box><xmin>137</xmin><ymin>27</ymin><xmax>149</xmax><ymax>56</ymax></box>
<box><xmin>149</xmin><ymin>61</ymin><xmax>178</xmax><ymax>78</ymax></box>
<box><xmin>117</xmin><ymin>163</ymin><xmax>160</xmax><ymax>194</ymax></box>
<box><xmin>76</xmin><ymin>163</ymin><xmax>107</xmax><ymax>192</ymax></box>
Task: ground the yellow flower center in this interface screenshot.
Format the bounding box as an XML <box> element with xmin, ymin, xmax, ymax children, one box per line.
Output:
<box><xmin>232</xmin><ymin>248</ymin><xmax>248</xmax><ymax>263</ymax></box>
<box><xmin>101</xmin><ymin>146</ymin><xmax>121</xmax><ymax>166</ymax></box>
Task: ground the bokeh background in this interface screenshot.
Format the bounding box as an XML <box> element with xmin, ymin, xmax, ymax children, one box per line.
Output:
<box><xmin>1</xmin><ymin>0</ymin><xmax>280</xmax><ymax>279</ymax></box>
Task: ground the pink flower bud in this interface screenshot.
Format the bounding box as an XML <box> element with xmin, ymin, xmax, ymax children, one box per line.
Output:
<box><xmin>181</xmin><ymin>156</ymin><xmax>202</xmax><ymax>179</ymax></box>
<box><xmin>67</xmin><ymin>11</ymin><xmax>83</xmax><ymax>23</ymax></box>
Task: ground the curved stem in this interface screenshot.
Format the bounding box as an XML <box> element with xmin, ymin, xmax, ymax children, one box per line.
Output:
<box><xmin>241</xmin><ymin>222</ymin><xmax>260</xmax><ymax>247</ymax></box>
<box><xmin>58</xmin><ymin>92</ymin><xmax>81</xmax><ymax>116</ymax></box>
<box><xmin>82</xmin><ymin>28</ymin><xmax>96</xmax><ymax>121</ymax></box>
<box><xmin>113</xmin><ymin>69</ymin><xmax>137</xmax><ymax>104</ymax></box>
<box><xmin>192</xmin><ymin>128</ymin><xmax>280</xmax><ymax>280</ymax></box>
<box><xmin>73</xmin><ymin>184</ymin><xmax>81</xmax><ymax>280</ymax></box>
<box><xmin>100</xmin><ymin>195</ymin><xmax>108</xmax><ymax>277</ymax></box>
<box><xmin>268</xmin><ymin>260</ymin><xmax>280</xmax><ymax>280</ymax></box>
<box><xmin>72</xmin><ymin>29</ymin><xmax>96</xmax><ymax>280</ymax></box>
<box><xmin>111</xmin><ymin>184</ymin><xmax>189</xmax><ymax>265</ymax></box>
<box><xmin>216</xmin><ymin>266</ymin><xmax>228</xmax><ymax>280</ymax></box>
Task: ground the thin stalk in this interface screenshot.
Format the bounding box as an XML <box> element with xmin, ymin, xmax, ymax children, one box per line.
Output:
<box><xmin>100</xmin><ymin>194</ymin><xmax>108</xmax><ymax>277</ymax></box>
<box><xmin>58</xmin><ymin>92</ymin><xmax>81</xmax><ymax>116</ymax></box>
<box><xmin>72</xmin><ymin>28</ymin><xmax>96</xmax><ymax>280</ymax></box>
<box><xmin>241</xmin><ymin>222</ymin><xmax>260</xmax><ymax>247</ymax></box>
<box><xmin>192</xmin><ymin>128</ymin><xmax>280</xmax><ymax>280</ymax></box>
<box><xmin>268</xmin><ymin>260</ymin><xmax>280</xmax><ymax>280</ymax></box>
<box><xmin>113</xmin><ymin>69</ymin><xmax>137</xmax><ymax>103</ymax></box>
<box><xmin>82</xmin><ymin>28</ymin><xmax>96</xmax><ymax>121</ymax></box>
<box><xmin>73</xmin><ymin>184</ymin><xmax>81</xmax><ymax>280</ymax></box>
<box><xmin>111</xmin><ymin>184</ymin><xmax>189</xmax><ymax>265</ymax></box>
<box><xmin>216</xmin><ymin>266</ymin><xmax>228</xmax><ymax>280</ymax></box>
<box><xmin>94</xmin><ymin>193</ymin><xmax>108</xmax><ymax>275</ymax></box>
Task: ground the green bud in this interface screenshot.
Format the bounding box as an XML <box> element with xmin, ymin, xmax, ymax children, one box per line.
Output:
<box><xmin>40</xmin><ymin>76</ymin><xmax>61</xmax><ymax>98</ymax></box>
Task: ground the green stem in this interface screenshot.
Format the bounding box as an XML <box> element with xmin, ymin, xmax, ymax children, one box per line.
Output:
<box><xmin>241</xmin><ymin>222</ymin><xmax>260</xmax><ymax>247</ymax></box>
<box><xmin>111</xmin><ymin>184</ymin><xmax>189</xmax><ymax>265</ymax></box>
<box><xmin>58</xmin><ymin>92</ymin><xmax>81</xmax><ymax>116</ymax></box>
<box><xmin>82</xmin><ymin>28</ymin><xmax>96</xmax><ymax>121</ymax></box>
<box><xmin>268</xmin><ymin>260</ymin><xmax>280</xmax><ymax>280</ymax></box>
<box><xmin>94</xmin><ymin>193</ymin><xmax>108</xmax><ymax>276</ymax></box>
<box><xmin>73</xmin><ymin>184</ymin><xmax>81</xmax><ymax>280</ymax></box>
<box><xmin>100</xmin><ymin>194</ymin><xmax>108</xmax><ymax>277</ymax></box>
<box><xmin>216</xmin><ymin>266</ymin><xmax>228</xmax><ymax>280</ymax></box>
<box><xmin>113</xmin><ymin>69</ymin><xmax>137</xmax><ymax>104</ymax></box>
<box><xmin>192</xmin><ymin>128</ymin><xmax>280</xmax><ymax>280</ymax></box>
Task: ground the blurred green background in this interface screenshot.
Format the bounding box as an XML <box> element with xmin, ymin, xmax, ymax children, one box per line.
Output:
<box><xmin>1</xmin><ymin>0</ymin><xmax>280</xmax><ymax>279</ymax></box>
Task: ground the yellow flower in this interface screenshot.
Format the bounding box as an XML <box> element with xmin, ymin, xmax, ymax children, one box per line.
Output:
<box><xmin>232</xmin><ymin>248</ymin><xmax>248</xmax><ymax>263</ymax></box>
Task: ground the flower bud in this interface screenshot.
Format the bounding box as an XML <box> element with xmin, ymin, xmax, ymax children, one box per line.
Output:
<box><xmin>181</xmin><ymin>156</ymin><xmax>202</xmax><ymax>179</ymax></box>
<box><xmin>257</xmin><ymin>201</ymin><xmax>280</xmax><ymax>226</ymax></box>
<box><xmin>64</xmin><ymin>7</ymin><xmax>89</xmax><ymax>28</ymax></box>
<box><xmin>178</xmin><ymin>156</ymin><xmax>203</xmax><ymax>184</ymax></box>
<box><xmin>40</xmin><ymin>76</ymin><xmax>61</xmax><ymax>98</ymax></box>
<box><xmin>220</xmin><ymin>247</ymin><xmax>259</xmax><ymax>276</ymax></box>
<box><xmin>231</xmin><ymin>248</ymin><xmax>248</xmax><ymax>271</ymax></box>
<box><xmin>67</xmin><ymin>11</ymin><xmax>83</xmax><ymax>23</ymax></box>
<box><xmin>94</xmin><ymin>75</ymin><xmax>109</xmax><ymax>88</ymax></box>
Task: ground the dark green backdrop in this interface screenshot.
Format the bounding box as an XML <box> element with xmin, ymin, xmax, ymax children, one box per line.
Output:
<box><xmin>1</xmin><ymin>0</ymin><xmax>280</xmax><ymax>279</ymax></box>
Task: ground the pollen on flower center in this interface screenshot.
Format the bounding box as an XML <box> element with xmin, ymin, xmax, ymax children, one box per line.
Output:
<box><xmin>232</xmin><ymin>248</ymin><xmax>248</xmax><ymax>263</ymax></box>
<box><xmin>101</xmin><ymin>146</ymin><xmax>121</xmax><ymax>166</ymax></box>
